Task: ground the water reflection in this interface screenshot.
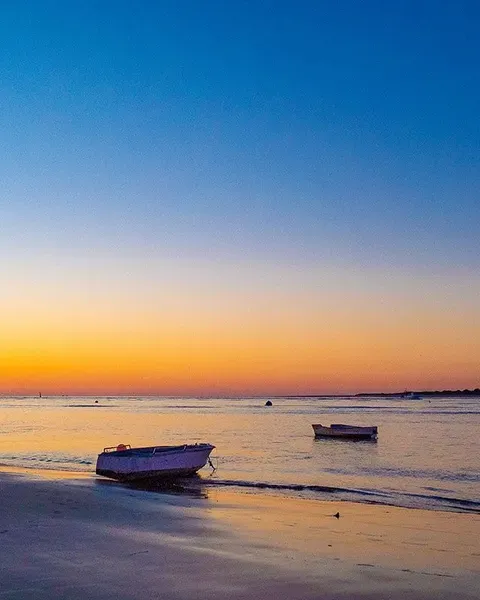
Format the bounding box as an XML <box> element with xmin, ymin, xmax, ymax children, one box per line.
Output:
<box><xmin>2</xmin><ymin>395</ymin><xmax>479</xmax><ymax>511</ymax></box>
<box><xmin>207</xmin><ymin>489</ymin><xmax>480</xmax><ymax>573</ymax></box>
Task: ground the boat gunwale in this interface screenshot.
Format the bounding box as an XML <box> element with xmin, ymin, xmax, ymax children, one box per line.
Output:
<box><xmin>99</xmin><ymin>443</ymin><xmax>215</xmax><ymax>457</ymax></box>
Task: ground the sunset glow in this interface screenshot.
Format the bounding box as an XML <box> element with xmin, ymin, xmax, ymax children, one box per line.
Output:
<box><xmin>2</xmin><ymin>258</ymin><xmax>479</xmax><ymax>395</ymax></box>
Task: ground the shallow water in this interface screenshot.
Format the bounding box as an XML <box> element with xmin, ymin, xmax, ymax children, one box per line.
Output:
<box><xmin>0</xmin><ymin>395</ymin><xmax>478</xmax><ymax>512</ymax></box>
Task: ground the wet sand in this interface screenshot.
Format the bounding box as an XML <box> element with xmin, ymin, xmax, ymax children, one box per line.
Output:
<box><xmin>0</xmin><ymin>470</ymin><xmax>479</xmax><ymax>599</ymax></box>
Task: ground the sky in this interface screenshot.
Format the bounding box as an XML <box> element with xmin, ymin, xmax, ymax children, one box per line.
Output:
<box><xmin>1</xmin><ymin>0</ymin><xmax>479</xmax><ymax>395</ymax></box>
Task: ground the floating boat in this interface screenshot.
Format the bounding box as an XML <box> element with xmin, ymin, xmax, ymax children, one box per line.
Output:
<box><xmin>402</xmin><ymin>392</ymin><xmax>422</xmax><ymax>400</ymax></box>
<box><xmin>96</xmin><ymin>442</ymin><xmax>215</xmax><ymax>481</ymax></box>
<box><xmin>312</xmin><ymin>423</ymin><xmax>378</xmax><ymax>440</ymax></box>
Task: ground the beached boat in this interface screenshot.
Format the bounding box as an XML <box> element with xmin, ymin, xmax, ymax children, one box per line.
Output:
<box><xmin>312</xmin><ymin>424</ymin><xmax>378</xmax><ymax>440</ymax></box>
<box><xmin>96</xmin><ymin>442</ymin><xmax>215</xmax><ymax>481</ymax></box>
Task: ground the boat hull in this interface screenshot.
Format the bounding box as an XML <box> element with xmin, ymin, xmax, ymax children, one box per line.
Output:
<box><xmin>312</xmin><ymin>424</ymin><xmax>378</xmax><ymax>440</ymax></box>
<box><xmin>96</xmin><ymin>443</ymin><xmax>215</xmax><ymax>481</ymax></box>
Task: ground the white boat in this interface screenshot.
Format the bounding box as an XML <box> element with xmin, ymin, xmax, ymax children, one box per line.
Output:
<box><xmin>312</xmin><ymin>423</ymin><xmax>378</xmax><ymax>440</ymax></box>
<box><xmin>96</xmin><ymin>442</ymin><xmax>215</xmax><ymax>481</ymax></box>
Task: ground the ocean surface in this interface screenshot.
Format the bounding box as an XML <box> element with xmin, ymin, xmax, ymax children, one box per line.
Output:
<box><xmin>0</xmin><ymin>395</ymin><xmax>479</xmax><ymax>513</ymax></box>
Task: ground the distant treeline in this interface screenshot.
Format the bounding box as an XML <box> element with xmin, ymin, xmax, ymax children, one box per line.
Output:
<box><xmin>355</xmin><ymin>388</ymin><xmax>480</xmax><ymax>397</ymax></box>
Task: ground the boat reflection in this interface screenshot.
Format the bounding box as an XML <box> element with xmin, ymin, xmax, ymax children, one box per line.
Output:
<box><xmin>95</xmin><ymin>472</ymin><xmax>210</xmax><ymax>499</ymax></box>
<box><xmin>313</xmin><ymin>436</ymin><xmax>378</xmax><ymax>444</ymax></box>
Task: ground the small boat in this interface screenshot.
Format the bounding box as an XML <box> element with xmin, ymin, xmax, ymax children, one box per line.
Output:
<box><xmin>96</xmin><ymin>442</ymin><xmax>215</xmax><ymax>481</ymax></box>
<box><xmin>312</xmin><ymin>423</ymin><xmax>378</xmax><ymax>440</ymax></box>
<box><xmin>403</xmin><ymin>391</ymin><xmax>422</xmax><ymax>400</ymax></box>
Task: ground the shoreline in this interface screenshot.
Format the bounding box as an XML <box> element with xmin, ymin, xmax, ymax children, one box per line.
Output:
<box><xmin>1</xmin><ymin>469</ymin><xmax>479</xmax><ymax>599</ymax></box>
<box><xmin>1</xmin><ymin>463</ymin><xmax>477</xmax><ymax>515</ymax></box>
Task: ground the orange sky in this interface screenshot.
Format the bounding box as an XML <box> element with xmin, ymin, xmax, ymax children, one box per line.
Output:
<box><xmin>2</xmin><ymin>258</ymin><xmax>479</xmax><ymax>395</ymax></box>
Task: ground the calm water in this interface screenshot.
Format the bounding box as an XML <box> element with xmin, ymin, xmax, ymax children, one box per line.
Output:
<box><xmin>0</xmin><ymin>395</ymin><xmax>478</xmax><ymax>513</ymax></box>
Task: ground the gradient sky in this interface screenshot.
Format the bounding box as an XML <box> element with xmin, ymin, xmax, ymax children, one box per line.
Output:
<box><xmin>1</xmin><ymin>1</ymin><xmax>479</xmax><ymax>395</ymax></box>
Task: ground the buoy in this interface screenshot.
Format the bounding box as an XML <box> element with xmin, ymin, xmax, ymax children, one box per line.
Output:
<box><xmin>265</xmin><ymin>400</ymin><xmax>272</xmax><ymax>406</ymax></box>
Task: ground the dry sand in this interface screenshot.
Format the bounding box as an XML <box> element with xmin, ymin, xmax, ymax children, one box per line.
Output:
<box><xmin>0</xmin><ymin>469</ymin><xmax>479</xmax><ymax>599</ymax></box>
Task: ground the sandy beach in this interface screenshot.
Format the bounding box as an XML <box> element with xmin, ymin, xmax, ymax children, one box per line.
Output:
<box><xmin>0</xmin><ymin>469</ymin><xmax>478</xmax><ymax>600</ymax></box>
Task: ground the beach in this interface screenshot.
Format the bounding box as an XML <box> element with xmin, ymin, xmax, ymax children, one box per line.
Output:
<box><xmin>1</xmin><ymin>469</ymin><xmax>479</xmax><ymax>600</ymax></box>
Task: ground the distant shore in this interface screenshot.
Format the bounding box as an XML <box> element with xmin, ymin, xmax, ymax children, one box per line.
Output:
<box><xmin>1</xmin><ymin>468</ymin><xmax>479</xmax><ymax>599</ymax></box>
<box><xmin>282</xmin><ymin>389</ymin><xmax>480</xmax><ymax>398</ymax></box>
<box><xmin>356</xmin><ymin>389</ymin><xmax>480</xmax><ymax>397</ymax></box>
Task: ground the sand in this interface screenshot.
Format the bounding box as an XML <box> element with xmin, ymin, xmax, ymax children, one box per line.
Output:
<box><xmin>0</xmin><ymin>469</ymin><xmax>479</xmax><ymax>599</ymax></box>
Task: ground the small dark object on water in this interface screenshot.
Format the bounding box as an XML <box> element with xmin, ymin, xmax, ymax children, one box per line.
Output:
<box><xmin>95</xmin><ymin>400</ymin><xmax>99</xmax><ymax>404</ymax></box>
<box><xmin>265</xmin><ymin>400</ymin><xmax>272</xmax><ymax>406</ymax></box>
<box><xmin>334</xmin><ymin>512</ymin><xmax>340</xmax><ymax>519</ymax></box>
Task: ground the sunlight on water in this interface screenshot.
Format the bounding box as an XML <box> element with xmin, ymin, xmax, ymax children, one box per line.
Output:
<box><xmin>0</xmin><ymin>395</ymin><xmax>479</xmax><ymax>512</ymax></box>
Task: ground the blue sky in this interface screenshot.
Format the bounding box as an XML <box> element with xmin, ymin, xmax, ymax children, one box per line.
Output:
<box><xmin>2</xmin><ymin>0</ymin><xmax>479</xmax><ymax>268</ymax></box>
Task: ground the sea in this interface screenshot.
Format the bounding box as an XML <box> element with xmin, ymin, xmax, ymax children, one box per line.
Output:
<box><xmin>0</xmin><ymin>395</ymin><xmax>478</xmax><ymax>514</ymax></box>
